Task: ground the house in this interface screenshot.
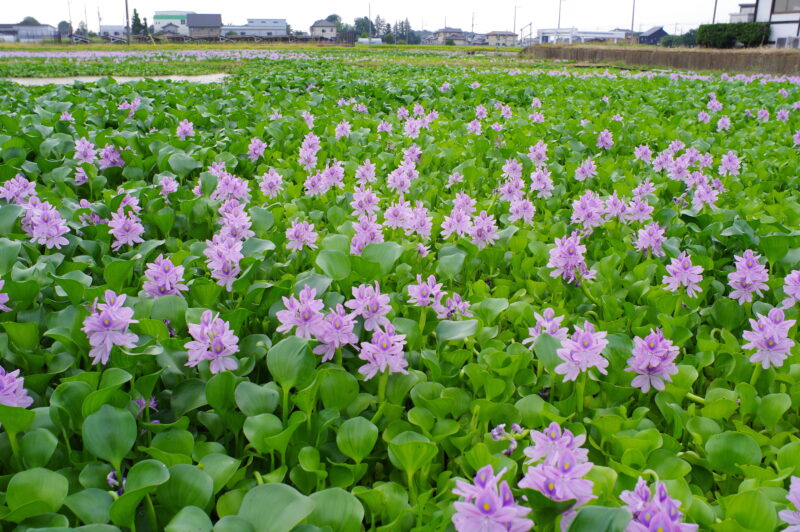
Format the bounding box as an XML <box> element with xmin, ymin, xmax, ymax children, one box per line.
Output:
<box><xmin>730</xmin><ymin>3</ymin><xmax>756</xmax><ymax>22</ymax></box>
<box><xmin>487</xmin><ymin>31</ymin><xmax>518</xmax><ymax>46</ymax></box>
<box><xmin>100</xmin><ymin>25</ymin><xmax>127</xmax><ymax>38</ymax></box>
<box><xmin>468</xmin><ymin>33</ymin><xmax>488</xmax><ymax>45</ymax></box>
<box><xmin>310</xmin><ymin>20</ymin><xmax>337</xmax><ymax>39</ymax></box>
<box><xmin>222</xmin><ymin>18</ymin><xmax>288</xmax><ymax>37</ymax></box>
<box><xmin>433</xmin><ymin>27</ymin><xmax>467</xmax><ymax>45</ymax></box>
<box><xmin>754</xmin><ymin>0</ymin><xmax>800</xmax><ymax>44</ymax></box>
<box><xmin>537</xmin><ymin>28</ymin><xmax>626</xmax><ymax>44</ymax></box>
<box><xmin>161</xmin><ymin>23</ymin><xmax>180</xmax><ymax>34</ymax></box>
<box><xmin>187</xmin><ymin>14</ymin><xmax>222</xmax><ymax>39</ymax></box>
<box><xmin>638</xmin><ymin>26</ymin><xmax>668</xmax><ymax>45</ymax></box>
<box><xmin>357</xmin><ymin>37</ymin><xmax>383</xmax><ymax>44</ymax></box>
<box><xmin>0</xmin><ymin>23</ymin><xmax>57</xmax><ymax>42</ymax></box>
<box><xmin>154</xmin><ymin>11</ymin><xmax>193</xmax><ymax>36</ymax></box>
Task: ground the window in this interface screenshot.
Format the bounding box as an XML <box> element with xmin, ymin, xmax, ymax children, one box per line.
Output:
<box><xmin>180</xmin><ymin>19</ymin><xmax>185</xmax><ymax>24</ymax></box>
<box><xmin>774</xmin><ymin>0</ymin><xmax>800</xmax><ymax>12</ymax></box>
<box><xmin>267</xmin><ymin>32</ymin><xmax>272</xmax><ymax>35</ymax></box>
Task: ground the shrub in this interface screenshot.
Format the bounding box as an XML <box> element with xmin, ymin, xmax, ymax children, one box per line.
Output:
<box><xmin>697</xmin><ymin>22</ymin><xmax>770</xmax><ymax>48</ymax></box>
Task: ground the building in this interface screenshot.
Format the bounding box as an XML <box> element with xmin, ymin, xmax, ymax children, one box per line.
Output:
<box><xmin>753</xmin><ymin>0</ymin><xmax>800</xmax><ymax>44</ymax></box>
<box><xmin>638</xmin><ymin>26</ymin><xmax>668</xmax><ymax>45</ymax></box>
<box><xmin>154</xmin><ymin>11</ymin><xmax>193</xmax><ymax>36</ymax></box>
<box><xmin>487</xmin><ymin>31</ymin><xmax>518</xmax><ymax>46</ymax></box>
<box><xmin>100</xmin><ymin>25</ymin><xmax>127</xmax><ymax>40</ymax></box>
<box><xmin>537</xmin><ymin>28</ymin><xmax>627</xmax><ymax>44</ymax></box>
<box><xmin>161</xmin><ymin>23</ymin><xmax>180</xmax><ymax>34</ymax></box>
<box><xmin>187</xmin><ymin>14</ymin><xmax>222</xmax><ymax>39</ymax></box>
<box><xmin>357</xmin><ymin>37</ymin><xmax>383</xmax><ymax>44</ymax></box>
<box><xmin>0</xmin><ymin>23</ymin><xmax>57</xmax><ymax>42</ymax></box>
<box><xmin>310</xmin><ymin>19</ymin><xmax>337</xmax><ymax>39</ymax></box>
<box><xmin>730</xmin><ymin>3</ymin><xmax>756</xmax><ymax>22</ymax></box>
<box><xmin>222</xmin><ymin>18</ymin><xmax>288</xmax><ymax>37</ymax></box>
<box><xmin>432</xmin><ymin>27</ymin><xmax>468</xmax><ymax>45</ymax></box>
<box><xmin>468</xmin><ymin>33</ymin><xmax>488</xmax><ymax>45</ymax></box>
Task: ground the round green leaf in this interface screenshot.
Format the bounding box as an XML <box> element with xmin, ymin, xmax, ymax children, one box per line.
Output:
<box><xmin>337</xmin><ymin>417</ymin><xmax>379</xmax><ymax>463</ymax></box>
<box><xmin>82</xmin><ymin>405</ymin><xmax>137</xmax><ymax>470</ymax></box>
<box><xmin>705</xmin><ymin>431</ymin><xmax>762</xmax><ymax>475</ymax></box>
<box><xmin>237</xmin><ymin>484</ymin><xmax>314</xmax><ymax>532</ymax></box>
<box><xmin>307</xmin><ymin>488</ymin><xmax>364</xmax><ymax>532</ymax></box>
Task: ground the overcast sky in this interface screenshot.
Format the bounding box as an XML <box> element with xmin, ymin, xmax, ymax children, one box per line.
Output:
<box><xmin>11</xmin><ymin>0</ymin><xmax>743</xmax><ymax>36</ymax></box>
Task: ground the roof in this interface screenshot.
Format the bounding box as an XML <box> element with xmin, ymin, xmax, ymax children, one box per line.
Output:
<box><xmin>186</xmin><ymin>14</ymin><xmax>222</xmax><ymax>28</ymax></box>
<box><xmin>311</xmin><ymin>20</ymin><xmax>337</xmax><ymax>27</ymax></box>
<box><xmin>641</xmin><ymin>26</ymin><xmax>666</xmax><ymax>37</ymax></box>
<box><xmin>487</xmin><ymin>31</ymin><xmax>517</xmax><ymax>36</ymax></box>
<box><xmin>434</xmin><ymin>27</ymin><xmax>463</xmax><ymax>33</ymax></box>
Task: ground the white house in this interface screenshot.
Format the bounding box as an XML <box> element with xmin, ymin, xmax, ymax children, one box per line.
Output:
<box><xmin>310</xmin><ymin>19</ymin><xmax>337</xmax><ymax>39</ymax></box>
<box><xmin>222</xmin><ymin>18</ymin><xmax>288</xmax><ymax>37</ymax></box>
<box><xmin>753</xmin><ymin>0</ymin><xmax>800</xmax><ymax>44</ymax></box>
<box><xmin>154</xmin><ymin>11</ymin><xmax>193</xmax><ymax>36</ymax></box>
<box><xmin>730</xmin><ymin>3</ymin><xmax>756</xmax><ymax>22</ymax></box>
<box><xmin>487</xmin><ymin>31</ymin><xmax>518</xmax><ymax>46</ymax></box>
<box><xmin>432</xmin><ymin>27</ymin><xmax>468</xmax><ymax>45</ymax></box>
<box><xmin>0</xmin><ymin>24</ymin><xmax>57</xmax><ymax>42</ymax></box>
<box><xmin>537</xmin><ymin>28</ymin><xmax>626</xmax><ymax>44</ymax></box>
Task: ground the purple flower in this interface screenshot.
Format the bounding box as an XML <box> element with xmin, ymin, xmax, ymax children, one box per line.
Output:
<box><xmin>571</xmin><ymin>190</ymin><xmax>605</xmax><ymax>229</ymax></box>
<box><xmin>81</xmin><ymin>291</ymin><xmax>138</xmax><ymax>365</ymax></box>
<box><xmin>717</xmin><ymin>115</ymin><xmax>731</xmax><ymax>131</ymax></box>
<box><xmin>441</xmin><ymin>208</ymin><xmax>472</xmax><ymax>239</ymax></box>
<box><xmin>697</xmin><ymin>111</ymin><xmax>710</xmax><ymax>123</ymax></box>
<box><xmin>377</xmin><ymin>121</ymin><xmax>393</xmax><ymax>134</ymax></box>
<box><xmin>467</xmin><ymin>120</ymin><xmax>482</xmax><ymax>135</ymax></box>
<box><xmin>22</xmin><ymin>199</ymin><xmax>70</xmax><ymax>249</ymax></box>
<box><xmin>0</xmin><ymin>280</ymin><xmax>10</xmax><ymax>313</ymax></box>
<box><xmin>530</xmin><ymin>167</ymin><xmax>554</xmax><ymax>199</ymax></box>
<box><xmin>357</xmin><ymin>326</ymin><xmax>408</xmax><ymax>380</ymax></box>
<box><xmin>218</xmin><ymin>200</ymin><xmax>254</xmax><ymax>241</ymax></box>
<box><xmin>204</xmin><ymin>234</ymin><xmax>243</xmax><ymax>291</ymax></box>
<box><xmin>211</xmin><ymin>171</ymin><xmax>250</xmax><ymax>203</ymax></box>
<box><xmin>277</xmin><ymin>285</ymin><xmax>325</xmax><ymax>339</ymax></box>
<box><xmin>407</xmin><ymin>274</ymin><xmax>445</xmax><ymax>308</ymax></box>
<box><xmin>312</xmin><ymin>305</ymin><xmax>358</xmax><ymax>362</ymax></box>
<box><xmin>301</xmin><ymin>111</ymin><xmax>315</xmax><ymax>129</ymax></box>
<box><xmin>74</xmin><ymin>137</ymin><xmax>96</xmax><ymax>164</ymax></box>
<box><xmin>718</xmin><ymin>151</ymin><xmax>740</xmax><ymax>176</ymax></box>
<box><xmin>555</xmin><ymin>321</ymin><xmax>609</xmax><ymax>381</ymax></box>
<box><xmin>469</xmin><ymin>211</ymin><xmax>499</xmax><ymax>249</ymax></box>
<box><xmin>109</xmin><ymin>210</ymin><xmax>144</xmax><ymax>251</ymax></box>
<box><xmin>596</xmin><ymin>129</ymin><xmax>613</xmax><ymax>149</ymax></box>
<box><xmin>335</xmin><ymin>120</ymin><xmax>351</xmax><ymax>139</ymax></box>
<box><xmin>299</xmin><ymin>132</ymin><xmax>321</xmax><ymax>170</ymax></box>
<box><xmin>351</xmin><ymin>214</ymin><xmax>384</xmax><ymax>255</ymax></box>
<box><xmin>662</xmin><ymin>251</ymin><xmax>703</xmax><ymax>298</ymax></box>
<box><xmin>159</xmin><ymin>175</ymin><xmax>178</xmax><ymax>199</ymax></box>
<box><xmin>0</xmin><ymin>365</ymin><xmax>34</xmax><ymax>408</ymax></box>
<box><xmin>118</xmin><ymin>96</ymin><xmax>141</xmax><ymax>118</ymax></box>
<box><xmin>626</xmin><ymin>328</ymin><xmax>680</xmax><ymax>392</ymax></box>
<box><xmin>247</xmin><ymin>137</ymin><xmax>267</xmax><ymax>162</ymax></box>
<box><xmin>143</xmin><ymin>254</ymin><xmax>187</xmax><ymax>298</ymax></box>
<box><xmin>286</xmin><ymin>219</ymin><xmax>318</xmax><ymax>252</ymax></box>
<box><xmin>452</xmin><ymin>465</ymin><xmax>533</xmax><ymax>532</ymax></box>
<box><xmin>522</xmin><ymin>308</ymin><xmax>569</xmax><ymax>345</ymax></box>
<box><xmin>727</xmin><ymin>249</ymin><xmax>769</xmax><ymax>303</ymax></box>
<box><xmin>634</xmin><ymin>222</ymin><xmax>667</xmax><ymax>257</ymax></box>
<box><xmin>742</xmin><ymin>309</ymin><xmax>796</xmax><ymax>369</ymax></box>
<box><xmin>527</xmin><ymin>140</ymin><xmax>548</xmax><ymax>166</ymax></box>
<box><xmin>135</xmin><ymin>396</ymin><xmax>158</xmax><ymax>418</ymax></box>
<box><xmin>176</xmin><ymin>119</ymin><xmax>194</xmax><ymax>140</ymax></box>
<box><xmin>0</xmin><ymin>174</ymin><xmax>36</xmax><ymax>205</ymax></box>
<box><xmin>257</xmin><ymin>168</ymin><xmax>283</xmax><ymax>199</ymax></box>
<box><xmin>548</xmin><ymin>232</ymin><xmax>596</xmax><ymax>284</ymax></box>
<box><xmin>59</xmin><ymin>111</ymin><xmax>74</xmax><ymax>122</ymax></box>
<box><xmin>622</xmin><ymin>479</ymin><xmax>698</xmax><ymax>532</ymax></box>
<box><xmin>782</xmin><ymin>270</ymin><xmax>800</xmax><ymax>309</ymax></box>
<box><xmin>350</xmin><ymin>185</ymin><xmax>380</xmax><ymax>217</ymax></box>
<box><xmin>433</xmin><ymin>293</ymin><xmax>473</xmax><ymax>320</ymax></box>
<box><xmin>574</xmin><ymin>157</ymin><xmax>597</xmax><ymax>181</ymax></box>
<box><xmin>355</xmin><ymin>160</ymin><xmax>377</xmax><ymax>185</ymax></box>
<box><xmin>345</xmin><ymin>282</ymin><xmax>392</xmax><ymax>332</ymax></box>
<box><xmin>185</xmin><ymin>310</ymin><xmax>239</xmax><ymax>374</ymax></box>
<box><xmin>509</xmin><ymin>199</ymin><xmax>535</xmax><ymax>225</ymax></box>
<box><xmin>779</xmin><ymin>476</ymin><xmax>800</xmax><ymax>532</ymax></box>
<box><xmin>74</xmin><ymin>167</ymin><xmax>88</xmax><ymax>185</ymax></box>
<box><xmin>624</xmin><ymin>197</ymin><xmax>654</xmax><ymax>223</ymax></box>
<box><xmin>98</xmin><ymin>144</ymin><xmax>124</xmax><ymax>170</ymax></box>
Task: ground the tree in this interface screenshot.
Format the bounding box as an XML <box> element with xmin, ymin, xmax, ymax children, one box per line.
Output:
<box><xmin>383</xmin><ymin>32</ymin><xmax>395</xmax><ymax>44</ymax></box>
<box><xmin>20</xmin><ymin>16</ymin><xmax>40</xmax><ymax>25</ymax></box>
<box><xmin>374</xmin><ymin>15</ymin><xmax>386</xmax><ymax>37</ymax></box>
<box><xmin>286</xmin><ymin>23</ymin><xmax>293</xmax><ymax>35</ymax></box>
<box><xmin>354</xmin><ymin>17</ymin><xmax>375</xmax><ymax>38</ymax></box>
<box><xmin>142</xmin><ymin>17</ymin><xmax>149</xmax><ymax>35</ymax></box>
<box><xmin>76</xmin><ymin>21</ymin><xmax>88</xmax><ymax>35</ymax></box>
<box><xmin>326</xmin><ymin>14</ymin><xmax>342</xmax><ymax>27</ymax></box>
<box><xmin>57</xmin><ymin>21</ymin><xmax>72</xmax><ymax>35</ymax></box>
<box><xmin>131</xmin><ymin>9</ymin><xmax>143</xmax><ymax>35</ymax></box>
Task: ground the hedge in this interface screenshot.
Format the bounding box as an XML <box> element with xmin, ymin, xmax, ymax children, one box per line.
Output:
<box><xmin>697</xmin><ymin>22</ymin><xmax>770</xmax><ymax>48</ymax></box>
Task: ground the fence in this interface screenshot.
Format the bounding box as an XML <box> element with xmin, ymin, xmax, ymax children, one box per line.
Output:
<box><xmin>523</xmin><ymin>45</ymin><xmax>800</xmax><ymax>75</ymax></box>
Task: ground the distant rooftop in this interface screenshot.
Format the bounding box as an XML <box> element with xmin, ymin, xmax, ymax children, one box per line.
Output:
<box><xmin>311</xmin><ymin>20</ymin><xmax>336</xmax><ymax>27</ymax></box>
<box><xmin>186</xmin><ymin>14</ymin><xmax>222</xmax><ymax>28</ymax></box>
<box><xmin>487</xmin><ymin>31</ymin><xmax>517</xmax><ymax>36</ymax></box>
<box><xmin>434</xmin><ymin>27</ymin><xmax>463</xmax><ymax>33</ymax></box>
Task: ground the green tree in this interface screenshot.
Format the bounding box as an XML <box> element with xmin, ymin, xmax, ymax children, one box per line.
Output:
<box><xmin>383</xmin><ymin>32</ymin><xmax>395</xmax><ymax>44</ymax></box>
<box><xmin>354</xmin><ymin>17</ymin><xmax>375</xmax><ymax>37</ymax></box>
<box><xmin>131</xmin><ymin>9</ymin><xmax>143</xmax><ymax>35</ymax></box>
<box><xmin>57</xmin><ymin>21</ymin><xmax>72</xmax><ymax>35</ymax></box>
<box><xmin>20</xmin><ymin>16</ymin><xmax>40</xmax><ymax>25</ymax></box>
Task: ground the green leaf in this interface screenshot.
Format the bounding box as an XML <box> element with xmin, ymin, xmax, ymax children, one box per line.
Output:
<box><xmin>2</xmin><ymin>321</ymin><xmax>40</xmax><ymax>351</ymax></box>
<box><xmin>21</xmin><ymin>427</ymin><xmax>58</xmax><ymax>468</ymax></box>
<box><xmin>756</xmin><ymin>393</ymin><xmax>791</xmax><ymax>429</ymax></box>
<box><xmin>436</xmin><ymin>319</ymin><xmax>478</xmax><ymax>342</ymax></box>
<box><xmin>237</xmin><ymin>484</ymin><xmax>314</xmax><ymax>532</ymax></box>
<box><xmin>387</xmin><ymin>431</ymin><xmax>437</xmax><ymax>475</ymax></box>
<box><xmin>151</xmin><ymin>295</ymin><xmax>188</xmax><ymax>330</ymax></box>
<box><xmin>267</xmin><ymin>336</ymin><xmax>313</xmax><ymax>390</ymax></box>
<box><xmin>82</xmin><ymin>405</ymin><xmax>137</xmax><ymax>470</ymax></box>
<box><xmin>206</xmin><ymin>371</ymin><xmax>239</xmax><ymax>414</ymax></box>
<box><xmin>315</xmin><ymin>249</ymin><xmax>351</xmax><ymax>281</ymax></box>
<box><xmin>235</xmin><ymin>381</ymin><xmax>279</xmax><ymax>416</ymax></box>
<box><xmin>568</xmin><ymin>506</ymin><xmax>631</xmax><ymax>532</ymax></box>
<box><xmin>6</xmin><ymin>467</ymin><xmax>69</xmax><ymax>522</ymax></box>
<box><xmin>104</xmin><ymin>260</ymin><xmax>134</xmax><ymax>291</ymax></box>
<box><xmin>473</xmin><ymin>297</ymin><xmax>509</xmax><ymax>324</ymax></box>
<box><xmin>724</xmin><ymin>490</ymin><xmax>776</xmax><ymax>531</ymax></box>
<box><xmin>156</xmin><ymin>464</ymin><xmax>214</xmax><ymax>513</ymax></box>
<box><xmin>705</xmin><ymin>432</ymin><xmax>762</xmax><ymax>475</ymax></box>
<box><xmin>0</xmin><ymin>204</ymin><xmax>23</xmax><ymax>235</ymax></box>
<box><xmin>165</xmin><ymin>506</ymin><xmax>213</xmax><ymax>532</ymax></box>
<box><xmin>199</xmin><ymin>453</ymin><xmax>241</xmax><ymax>494</ymax></box>
<box><xmin>337</xmin><ymin>417</ymin><xmax>379</xmax><ymax>463</ymax></box>
<box><xmin>169</xmin><ymin>153</ymin><xmax>200</xmax><ymax>176</ymax></box>
<box><xmin>362</xmin><ymin>242</ymin><xmax>403</xmax><ymax>275</ymax></box>
<box><xmin>110</xmin><ymin>460</ymin><xmax>170</xmax><ymax>527</ymax></box>
<box><xmin>319</xmin><ymin>367</ymin><xmax>358</xmax><ymax>410</ymax></box>
<box><xmin>307</xmin><ymin>488</ymin><xmax>364</xmax><ymax>532</ymax></box>
<box><xmin>65</xmin><ymin>488</ymin><xmax>113</xmax><ymax>525</ymax></box>
<box><xmin>0</xmin><ymin>403</ymin><xmax>36</xmax><ymax>434</ymax></box>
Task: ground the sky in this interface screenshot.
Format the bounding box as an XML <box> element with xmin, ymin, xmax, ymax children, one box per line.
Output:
<box><xmin>11</xmin><ymin>0</ymin><xmax>744</xmax><ymax>36</ymax></box>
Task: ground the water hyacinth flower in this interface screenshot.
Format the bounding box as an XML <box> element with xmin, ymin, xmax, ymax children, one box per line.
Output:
<box><xmin>433</xmin><ymin>293</ymin><xmax>473</xmax><ymax>320</ymax></box>
<box><xmin>522</xmin><ymin>308</ymin><xmax>569</xmax><ymax>345</ymax></box>
<box><xmin>74</xmin><ymin>137</ymin><xmax>96</xmax><ymax>164</ymax></box>
<box><xmin>0</xmin><ymin>174</ymin><xmax>36</xmax><ymax>205</ymax></box>
<box><xmin>312</xmin><ymin>304</ymin><xmax>358</xmax><ymax>362</ymax></box>
<box><xmin>159</xmin><ymin>175</ymin><xmax>178</xmax><ymax>198</ymax></box>
<box><xmin>355</xmin><ymin>160</ymin><xmax>376</xmax><ymax>185</ymax></box>
<box><xmin>185</xmin><ymin>310</ymin><xmax>239</xmax><ymax>374</ymax></box>
<box><xmin>518</xmin><ymin>422</ymin><xmax>593</xmax><ymax>528</ymax></box>
<box><xmin>718</xmin><ymin>151</ymin><xmax>740</xmax><ymax>176</ymax></box>
<box><xmin>0</xmin><ymin>280</ymin><xmax>10</xmax><ymax>312</ymax></box>
<box><xmin>407</xmin><ymin>274</ymin><xmax>445</xmax><ymax>308</ymax></box>
<box><xmin>626</xmin><ymin>328</ymin><xmax>679</xmax><ymax>392</ymax></box>
<box><xmin>277</xmin><ymin>285</ymin><xmax>325</xmax><ymax>339</ymax></box>
<box><xmin>299</xmin><ymin>132</ymin><xmax>321</xmax><ymax>170</ymax></box>
<box><xmin>547</xmin><ymin>232</ymin><xmax>596</xmax><ymax>284</ymax></box>
<box><xmin>204</xmin><ymin>234</ymin><xmax>243</xmax><ymax>291</ymax></box>
<box><xmin>490</xmin><ymin>423</ymin><xmax>525</xmax><ymax>455</ymax></box>
<box><xmin>780</xmin><ymin>476</ymin><xmax>800</xmax><ymax>532</ymax></box>
<box><xmin>452</xmin><ymin>465</ymin><xmax>533</xmax><ymax>532</ymax></box>
<box><xmin>285</xmin><ymin>219</ymin><xmax>318</xmax><ymax>252</ymax></box>
<box><xmin>574</xmin><ymin>157</ymin><xmax>597</xmax><ymax>181</ymax></box>
<box><xmin>782</xmin><ymin>270</ymin><xmax>800</xmax><ymax>308</ymax></box>
<box><xmin>530</xmin><ymin>167</ymin><xmax>554</xmax><ymax>198</ymax></box>
<box><xmin>258</xmin><ymin>168</ymin><xmax>283</xmax><ymax>198</ymax></box>
<box><xmin>176</xmin><ymin>119</ymin><xmax>194</xmax><ymax>140</ymax></box>
<box><xmin>727</xmin><ymin>249</ymin><xmax>769</xmax><ymax>303</ymax></box>
<box><xmin>99</xmin><ymin>144</ymin><xmax>124</xmax><ymax>170</ymax></box>
<box><xmin>143</xmin><ymin>254</ymin><xmax>187</xmax><ymax>298</ymax></box>
<box><xmin>634</xmin><ymin>222</ymin><xmax>667</xmax><ymax>257</ymax></box>
<box><xmin>596</xmin><ymin>129</ymin><xmax>613</xmax><ymax>149</ymax></box>
<box><xmin>357</xmin><ymin>326</ymin><xmax>408</xmax><ymax>380</ymax></box>
<box><xmin>301</xmin><ymin>111</ymin><xmax>315</xmax><ymax>129</ymax></box>
<box><xmin>0</xmin><ymin>365</ymin><xmax>34</xmax><ymax>408</ymax></box>
<box><xmin>212</xmin><ymin>171</ymin><xmax>251</xmax><ymax>203</ymax></box>
<box><xmin>717</xmin><ymin>115</ymin><xmax>731</xmax><ymax>131</ymax></box>
<box><xmin>247</xmin><ymin>137</ymin><xmax>267</xmax><ymax>162</ymax></box>
<box><xmin>621</xmin><ymin>478</ymin><xmax>698</xmax><ymax>532</ymax></box>
<box><xmin>742</xmin><ymin>308</ymin><xmax>796</xmax><ymax>369</ymax></box>
<box><xmin>468</xmin><ymin>211</ymin><xmax>499</xmax><ymax>249</ymax></box>
<box><xmin>335</xmin><ymin>120</ymin><xmax>351</xmax><ymax>139</ymax></box>
<box><xmin>509</xmin><ymin>198</ymin><xmax>535</xmax><ymax>225</ymax></box>
<box><xmin>59</xmin><ymin>110</ymin><xmax>74</xmax><ymax>122</ymax></box>
<box><xmin>528</xmin><ymin>140</ymin><xmax>548</xmax><ymax>166</ymax></box>
<box><xmin>81</xmin><ymin>291</ymin><xmax>138</xmax><ymax>365</ymax></box>
<box><xmin>118</xmin><ymin>96</ymin><xmax>141</xmax><ymax>118</ymax></box>
<box><xmin>109</xmin><ymin>210</ymin><xmax>145</xmax><ymax>251</ymax></box>
<box><xmin>662</xmin><ymin>252</ymin><xmax>704</xmax><ymax>298</ymax></box>
<box><xmin>218</xmin><ymin>200</ymin><xmax>254</xmax><ymax>241</ymax></box>
<box><xmin>23</xmin><ymin>199</ymin><xmax>70</xmax><ymax>249</ymax></box>
<box><xmin>555</xmin><ymin>321</ymin><xmax>609</xmax><ymax>381</ymax></box>
<box><xmin>571</xmin><ymin>190</ymin><xmax>605</xmax><ymax>230</ymax></box>
<box><xmin>345</xmin><ymin>282</ymin><xmax>392</xmax><ymax>332</ymax></box>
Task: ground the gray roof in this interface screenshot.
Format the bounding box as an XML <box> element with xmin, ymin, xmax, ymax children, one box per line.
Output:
<box><xmin>312</xmin><ymin>20</ymin><xmax>337</xmax><ymax>27</ymax></box>
<box><xmin>435</xmin><ymin>27</ymin><xmax>463</xmax><ymax>33</ymax></box>
<box><xmin>186</xmin><ymin>14</ymin><xmax>222</xmax><ymax>28</ymax></box>
<box><xmin>641</xmin><ymin>26</ymin><xmax>666</xmax><ymax>37</ymax></box>
<box><xmin>487</xmin><ymin>31</ymin><xmax>517</xmax><ymax>36</ymax></box>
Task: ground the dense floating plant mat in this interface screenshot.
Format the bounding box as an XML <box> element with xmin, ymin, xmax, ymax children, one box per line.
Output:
<box><xmin>0</xmin><ymin>51</ymin><xmax>798</xmax><ymax>531</ymax></box>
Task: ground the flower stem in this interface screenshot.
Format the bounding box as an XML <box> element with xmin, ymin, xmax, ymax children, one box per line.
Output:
<box><xmin>580</xmin><ymin>280</ymin><xmax>600</xmax><ymax>307</ymax></box>
<box><xmin>576</xmin><ymin>373</ymin><xmax>587</xmax><ymax>415</ymax></box>
<box><xmin>686</xmin><ymin>392</ymin><xmax>705</xmax><ymax>405</ymax></box>
<box><xmin>673</xmin><ymin>293</ymin><xmax>683</xmax><ymax>317</ymax></box>
<box><xmin>335</xmin><ymin>347</ymin><xmax>342</xmax><ymax>367</ymax></box>
<box><xmin>750</xmin><ymin>365</ymin><xmax>762</xmax><ymax>387</ymax></box>
<box><xmin>371</xmin><ymin>370</ymin><xmax>390</xmax><ymax>424</ymax></box>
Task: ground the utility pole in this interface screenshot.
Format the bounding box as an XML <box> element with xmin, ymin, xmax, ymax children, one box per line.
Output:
<box><xmin>513</xmin><ymin>6</ymin><xmax>518</xmax><ymax>35</ymax></box>
<box><xmin>471</xmin><ymin>11</ymin><xmax>475</xmax><ymax>33</ymax></box>
<box><xmin>712</xmin><ymin>0</ymin><xmax>719</xmax><ymax>22</ymax></box>
<box><xmin>124</xmin><ymin>0</ymin><xmax>130</xmax><ymax>44</ymax></box>
<box><xmin>630</xmin><ymin>0</ymin><xmax>637</xmax><ymax>43</ymax></box>
<box><xmin>67</xmin><ymin>0</ymin><xmax>73</xmax><ymax>34</ymax></box>
<box><xmin>557</xmin><ymin>0</ymin><xmax>563</xmax><ymax>29</ymax></box>
<box><xmin>368</xmin><ymin>3</ymin><xmax>371</xmax><ymax>48</ymax></box>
